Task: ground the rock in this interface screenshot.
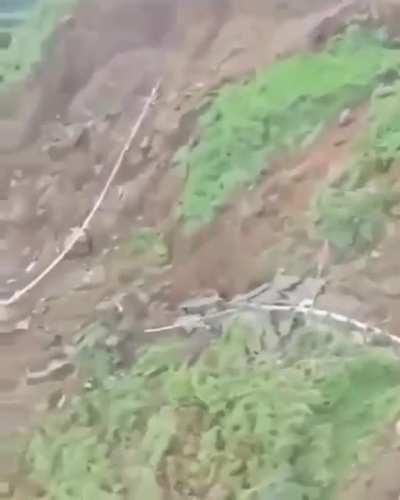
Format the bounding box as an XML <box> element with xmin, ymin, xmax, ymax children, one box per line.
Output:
<box><xmin>173</xmin><ymin>314</ymin><xmax>203</xmax><ymax>334</ymax></box>
<box><xmin>64</xmin><ymin>227</ymin><xmax>92</xmax><ymax>258</ymax></box>
<box><xmin>140</xmin><ymin>135</ymin><xmax>152</xmax><ymax>156</ymax></box>
<box><xmin>95</xmin><ymin>299</ymin><xmax>123</xmax><ymax>328</ymax></box>
<box><xmin>231</xmin><ymin>282</ymin><xmax>271</xmax><ymax>303</ymax></box>
<box><xmin>307</xmin><ymin>1</ymin><xmax>364</xmax><ymax>47</ymax></box>
<box><xmin>0</xmin><ymin>306</ymin><xmax>14</xmax><ymax>323</ymax></box>
<box><xmin>44</xmin><ymin>122</ymin><xmax>89</xmax><ymax>161</ymax></box>
<box><xmin>381</xmin><ymin>276</ymin><xmax>400</xmax><ymax>297</ymax></box>
<box><xmin>26</xmin><ymin>358</ymin><xmax>75</xmax><ymax>385</ymax></box>
<box><xmin>351</xmin><ymin>330</ymin><xmax>365</xmax><ymax>346</ymax></box>
<box><xmin>14</xmin><ymin>317</ymin><xmax>31</xmax><ymax>332</ymax></box>
<box><xmin>0</xmin><ymin>480</ymin><xmax>12</xmax><ymax>498</ymax></box>
<box><xmin>286</xmin><ymin>277</ymin><xmax>325</xmax><ymax>305</ymax></box>
<box><xmin>179</xmin><ymin>293</ymin><xmax>223</xmax><ymax>315</ymax></box>
<box><xmin>0</xmin><ymin>304</ymin><xmax>23</xmax><ymax>328</ymax></box>
<box><xmin>272</xmin><ymin>273</ymin><xmax>301</xmax><ymax>294</ymax></box>
<box><xmin>104</xmin><ymin>334</ymin><xmax>121</xmax><ymax>348</ymax></box>
<box><xmin>373</xmin><ymin>84</ymin><xmax>396</xmax><ymax>99</ymax></box>
<box><xmin>251</xmin><ymin>288</ymin><xmax>282</xmax><ymax>305</ymax></box>
<box><xmin>205</xmin><ymin>483</ymin><xmax>231</xmax><ymax>500</ymax></box>
<box><xmin>338</xmin><ymin>108</ymin><xmax>353</xmax><ymax>127</ymax></box>
<box><xmin>80</xmin><ymin>265</ymin><xmax>106</xmax><ymax>289</ymax></box>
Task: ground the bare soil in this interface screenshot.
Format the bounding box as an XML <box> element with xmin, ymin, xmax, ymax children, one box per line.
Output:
<box><xmin>2</xmin><ymin>0</ymin><xmax>400</xmax><ymax>498</ymax></box>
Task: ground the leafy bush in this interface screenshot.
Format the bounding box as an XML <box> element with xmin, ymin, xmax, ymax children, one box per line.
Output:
<box><xmin>313</xmin><ymin>82</ymin><xmax>400</xmax><ymax>252</ymax></box>
<box><xmin>313</xmin><ymin>183</ymin><xmax>397</xmax><ymax>252</ymax></box>
<box><xmin>0</xmin><ymin>0</ymin><xmax>77</xmax><ymax>88</ymax></box>
<box><xmin>178</xmin><ymin>29</ymin><xmax>400</xmax><ymax>229</ymax></box>
<box><xmin>25</xmin><ymin>323</ymin><xmax>400</xmax><ymax>500</ymax></box>
<box><xmin>122</xmin><ymin>227</ymin><xmax>169</xmax><ymax>265</ymax></box>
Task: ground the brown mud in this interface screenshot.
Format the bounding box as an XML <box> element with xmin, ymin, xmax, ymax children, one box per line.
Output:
<box><xmin>2</xmin><ymin>0</ymin><xmax>400</xmax><ymax>498</ymax></box>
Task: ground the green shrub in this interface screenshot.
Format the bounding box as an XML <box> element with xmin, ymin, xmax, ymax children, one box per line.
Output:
<box><xmin>26</xmin><ymin>324</ymin><xmax>400</xmax><ymax>500</ymax></box>
<box><xmin>179</xmin><ymin>29</ymin><xmax>400</xmax><ymax>229</ymax></box>
<box><xmin>313</xmin><ymin>82</ymin><xmax>400</xmax><ymax>251</ymax></box>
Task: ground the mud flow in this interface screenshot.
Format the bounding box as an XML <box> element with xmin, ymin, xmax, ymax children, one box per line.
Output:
<box><xmin>2</xmin><ymin>0</ymin><xmax>400</xmax><ymax>498</ymax></box>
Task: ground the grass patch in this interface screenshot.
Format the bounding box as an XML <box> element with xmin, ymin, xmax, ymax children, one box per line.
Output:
<box><xmin>25</xmin><ymin>323</ymin><xmax>400</xmax><ymax>500</ymax></box>
<box><xmin>178</xmin><ymin>28</ymin><xmax>400</xmax><ymax>229</ymax></box>
<box><xmin>122</xmin><ymin>228</ymin><xmax>169</xmax><ymax>265</ymax></box>
<box><xmin>313</xmin><ymin>81</ymin><xmax>400</xmax><ymax>253</ymax></box>
<box><xmin>0</xmin><ymin>0</ymin><xmax>77</xmax><ymax>88</ymax></box>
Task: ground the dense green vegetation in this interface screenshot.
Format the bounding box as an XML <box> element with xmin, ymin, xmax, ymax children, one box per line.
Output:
<box><xmin>124</xmin><ymin>227</ymin><xmax>169</xmax><ymax>265</ymax></box>
<box><xmin>314</xmin><ymin>81</ymin><xmax>400</xmax><ymax>252</ymax></box>
<box><xmin>26</xmin><ymin>323</ymin><xmax>400</xmax><ymax>500</ymax></box>
<box><xmin>178</xmin><ymin>29</ymin><xmax>400</xmax><ymax>229</ymax></box>
<box><xmin>0</xmin><ymin>0</ymin><xmax>76</xmax><ymax>87</ymax></box>
<box><xmin>19</xmin><ymin>25</ymin><xmax>400</xmax><ymax>500</ymax></box>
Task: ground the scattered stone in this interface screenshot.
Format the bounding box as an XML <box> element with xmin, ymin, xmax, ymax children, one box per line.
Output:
<box><xmin>73</xmin><ymin>321</ymin><xmax>109</xmax><ymax>348</ymax></box>
<box><xmin>338</xmin><ymin>108</ymin><xmax>353</xmax><ymax>127</ymax></box>
<box><xmin>205</xmin><ymin>483</ymin><xmax>231</xmax><ymax>500</ymax></box>
<box><xmin>47</xmin><ymin>389</ymin><xmax>65</xmax><ymax>410</ymax></box>
<box><xmin>93</xmin><ymin>163</ymin><xmax>103</xmax><ymax>175</ymax></box>
<box><xmin>273</xmin><ymin>273</ymin><xmax>301</xmax><ymax>292</ymax></box>
<box><xmin>26</xmin><ymin>358</ymin><xmax>75</xmax><ymax>385</ymax></box>
<box><xmin>390</xmin><ymin>204</ymin><xmax>400</xmax><ymax>217</ymax></box>
<box><xmin>333</xmin><ymin>137</ymin><xmax>347</xmax><ymax>147</ymax></box>
<box><xmin>95</xmin><ymin>299</ymin><xmax>123</xmax><ymax>328</ymax></box>
<box><xmin>105</xmin><ymin>334</ymin><xmax>121</xmax><ymax>348</ymax></box>
<box><xmin>0</xmin><ymin>480</ymin><xmax>12</xmax><ymax>498</ymax></box>
<box><xmin>64</xmin><ymin>227</ymin><xmax>92</xmax><ymax>258</ymax></box>
<box><xmin>251</xmin><ymin>288</ymin><xmax>282</xmax><ymax>305</ymax></box>
<box><xmin>351</xmin><ymin>330</ymin><xmax>365</xmax><ymax>346</ymax></box>
<box><xmin>231</xmin><ymin>282</ymin><xmax>271</xmax><ymax>303</ymax></box>
<box><xmin>179</xmin><ymin>293</ymin><xmax>223</xmax><ymax>315</ymax></box>
<box><xmin>286</xmin><ymin>277</ymin><xmax>325</xmax><ymax>305</ymax></box>
<box><xmin>80</xmin><ymin>265</ymin><xmax>106</xmax><ymax>289</ymax></box>
<box><xmin>0</xmin><ymin>305</ymin><xmax>19</xmax><ymax>324</ymax></box>
<box><xmin>174</xmin><ymin>314</ymin><xmax>203</xmax><ymax>334</ymax></box>
<box><xmin>44</xmin><ymin>122</ymin><xmax>89</xmax><ymax>161</ymax></box>
<box><xmin>307</xmin><ymin>1</ymin><xmax>362</xmax><ymax>47</ymax></box>
<box><xmin>381</xmin><ymin>276</ymin><xmax>400</xmax><ymax>297</ymax></box>
<box><xmin>369</xmin><ymin>332</ymin><xmax>393</xmax><ymax>347</ymax></box>
<box><xmin>373</xmin><ymin>84</ymin><xmax>396</xmax><ymax>99</ymax></box>
<box><xmin>14</xmin><ymin>317</ymin><xmax>31</xmax><ymax>332</ymax></box>
<box><xmin>140</xmin><ymin>135</ymin><xmax>151</xmax><ymax>155</ymax></box>
<box><xmin>371</xmin><ymin>250</ymin><xmax>381</xmax><ymax>259</ymax></box>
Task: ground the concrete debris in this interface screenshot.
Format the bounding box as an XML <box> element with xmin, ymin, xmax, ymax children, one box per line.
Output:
<box><xmin>272</xmin><ymin>273</ymin><xmax>301</xmax><ymax>292</ymax></box>
<box><xmin>174</xmin><ymin>314</ymin><xmax>204</xmax><ymax>334</ymax></box>
<box><xmin>179</xmin><ymin>292</ymin><xmax>223</xmax><ymax>315</ymax></box>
